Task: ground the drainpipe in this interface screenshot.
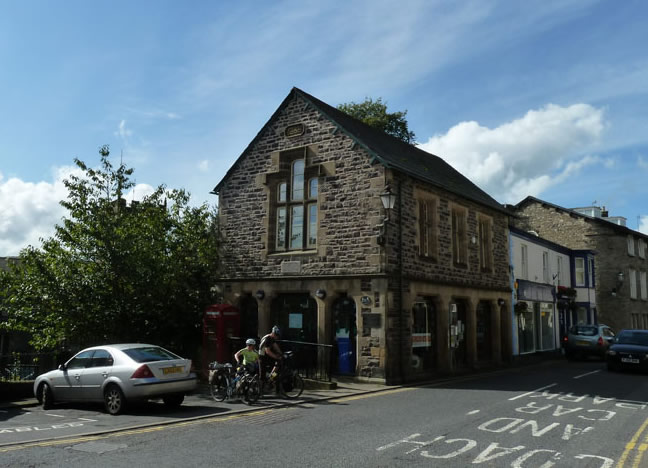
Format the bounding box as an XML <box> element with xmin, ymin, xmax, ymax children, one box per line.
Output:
<box><xmin>398</xmin><ymin>179</ymin><xmax>405</xmax><ymax>384</ymax></box>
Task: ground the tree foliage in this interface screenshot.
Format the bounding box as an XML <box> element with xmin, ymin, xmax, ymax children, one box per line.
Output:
<box><xmin>337</xmin><ymin>97</ymin><xmax>416</xmax><ymax>143</ymax></box>
<box><xmin>0</xmin><ymin>146</ymin><xmax>221</xmax><ymax>358</ymax></box>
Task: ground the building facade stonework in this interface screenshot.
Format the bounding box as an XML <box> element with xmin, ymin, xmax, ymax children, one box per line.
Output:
<box><xmin>214</xmin><ymin>88</ymin><xmax>512</xmax><ymax>384</ymax></box>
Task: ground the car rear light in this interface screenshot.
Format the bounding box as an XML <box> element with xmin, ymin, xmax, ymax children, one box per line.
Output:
<box><xmin>562</xmin><ymin>336</ymin><xmax>568</xmax><ymax>343</ymax></box>
<box><xmin>131</xmin><ymin>365</ymin><xmax>154</xmax><ymax>379</ymax></box>
<box><xmin>597</xmin><ymin>337</ymin><xmax>604</xmax><ymax>346</ymax></box>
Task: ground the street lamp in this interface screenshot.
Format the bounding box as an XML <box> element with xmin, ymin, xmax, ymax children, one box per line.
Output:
<box><xmin>380</xmin><ymin>185</ymin><xmax>397</xmax><ymax>220</ymax></box>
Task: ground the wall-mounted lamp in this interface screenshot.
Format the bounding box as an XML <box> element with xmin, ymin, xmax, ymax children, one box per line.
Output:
<box><xmin>380</xmin><ymin>185</ymin><xmax>397</xmax><ymax>220</ymax></box>
<box><xmin>255</xmin><ymin>290</ymin><xmax>265</xmax><ymax>300</ymax></box>
<box><xmin>497</xmin><ymin>298</ymin><xmax>505</xmax><ymax>307</ymax></box>
<box><xmin>471</xmin><ymin>235</ymin><xmax>477</xmax><ymax>245</ymax></box>
<box><xmin>617</xmin><ymin>272</ymin><xmax>625</xmax><ymax>284</ymax></box>
<box><xmin>315</xmin><ymin>288</ymin><xmax>326</xmax><ymax>300</ymax></box>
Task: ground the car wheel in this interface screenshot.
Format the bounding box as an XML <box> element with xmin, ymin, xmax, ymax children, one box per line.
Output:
<box><xmin>163</xmin><ymin>394</ymin><xmax>184</xmax><ymax>407</ymax></box>
<box><xmin>104</xmin><ymin>384</ymin><xmax>126</xmax><ymax>415</ymax></box>
<box><xmin>40</xmin><ymin>383</ymin><xmax>54</xmax><ymax>410</ymax></box>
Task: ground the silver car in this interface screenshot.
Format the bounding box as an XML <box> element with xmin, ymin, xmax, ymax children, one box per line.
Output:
<box><xmin>33</xmin><ymin>344</ymin><xmax>197</xmax><ymax>415</ymax></box>
<box><xmin>563</xmin><ymin>324</ymin><xmax>615</xmax><ymax>360</ymax></box>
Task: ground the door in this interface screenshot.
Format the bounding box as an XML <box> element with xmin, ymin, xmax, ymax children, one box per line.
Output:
<box><xmin>78</xmin><ymin>349</ymin><xmax>114</xmax><ymax>401</ymax></box>
<box><xmin>53</xmin><ymin>350</ymin><xmax>94</xmax><ymax>401</ymax></box>
<box><xmin>239</xmin><ymin>294</ymin><xmax>259</xmax><ymax>342</ymax></box>
<box><xmin>333</xmin><ymin>296</ymin><xmax>357</xmax><ymax>375</ymax></box>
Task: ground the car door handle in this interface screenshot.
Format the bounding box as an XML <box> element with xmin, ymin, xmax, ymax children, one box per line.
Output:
<box><xmin>102</xmin><ymin>373</ymin><xmax>108</xmax><ymax>378</ymax></box>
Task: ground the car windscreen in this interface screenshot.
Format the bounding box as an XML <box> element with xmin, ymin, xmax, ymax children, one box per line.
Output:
<box><xmin>122</xmin><ymin>346</ymin><xmax>181</xmax><ymax>363</ymax></box>
<box><xmin>617</xmin><ymin>332</ymin><xmax>648</xmax><ymax>346</ymax></box>
<box><xmin>569</xmin><ymin>326</ymin><xmax>597</xmax><ymax>336</ymax></box>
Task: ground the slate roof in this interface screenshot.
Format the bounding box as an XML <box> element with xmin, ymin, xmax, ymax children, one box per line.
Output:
<box><xmin>515</xmin><ymin>196</ymin><xmax>648</xmax><ymax>239</ymax></box>
<box><xmin>213</xmin><ymin>87</ymin><xmax>508</xmax><ymax>215</ymax></box>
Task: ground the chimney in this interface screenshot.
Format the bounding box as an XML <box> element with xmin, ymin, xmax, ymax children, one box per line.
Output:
<box><xmin>601</xmin><ymin>206</ymin><xmax>608</xmax><ymax>218</ymax></box>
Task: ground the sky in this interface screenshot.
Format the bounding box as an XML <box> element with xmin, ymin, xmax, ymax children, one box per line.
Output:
<box><xmin>1</xmin><ymin>0</ymin><xmax>648</xmax><ymax>255</ymax></box>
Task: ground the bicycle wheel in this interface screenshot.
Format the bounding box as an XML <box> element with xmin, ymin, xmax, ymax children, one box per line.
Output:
<box><xmin>244</xmin><ymin>375</ymin><xmax>261</xmax><ymax>405</ymax></box>
<box><xmin>210</xmin><ymin>374</ymin><xmax>228</xmax><ymax>402</ymax></box>
<box><xmin>280</xmin><ymin>371</ymin><xmax>304</xmax><ymax>399</ymax></box>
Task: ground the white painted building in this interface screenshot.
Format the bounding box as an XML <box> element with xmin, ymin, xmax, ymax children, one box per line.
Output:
<box><xmin>510</xmin><ymin>227</ymin><xmax>596</xmax><ymax>355</ymax></box>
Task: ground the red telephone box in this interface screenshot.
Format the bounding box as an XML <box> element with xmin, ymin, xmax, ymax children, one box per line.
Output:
<box><xmin>202</xmin><ymin>304</ymin><xmax>241</xmax><ymax>378</ymax></box>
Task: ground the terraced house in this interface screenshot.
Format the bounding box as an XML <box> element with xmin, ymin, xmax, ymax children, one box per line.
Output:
<box><xmin>513</xmin><ymin>197</ymin><xmax>648</xmax><ymax>333</ymax></box>
<box><xmin>212</xmin><ymin>88</ymin><xmax>512</xmax><ymax>384</ymax></box>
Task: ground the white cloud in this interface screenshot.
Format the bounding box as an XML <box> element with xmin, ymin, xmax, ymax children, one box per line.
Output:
<box><xmin>640</xmin><ymin>216</ymin><xmax>648</xmax><ymax>235</ymax></box>
<box><xmin>638</xmin><ymin>156</ymin><xmax>648</xmax><ymax>170</ymax></box>
<box><xmin>198</xmin><ymin>160</ymin><xmax>209</xmax><ymax>173</ymax></box>
<box><xmin>0</xmin><ymin>166</ymin><xmax>80</xmax><ymax>255</ymax></box>
<box><xmin>115</xmin><ymin>120</ymin><xmax>132</xmax><ymax>141</ymax></box>
<box><xmin>0</xmin><ymin>167</ymin><xmax>157</xmax><ymax>256</ymax></box>
<box><xmin>417</xmin><ymin>103</ymin><xmax>606</xmax><ymax>204</ymax></box>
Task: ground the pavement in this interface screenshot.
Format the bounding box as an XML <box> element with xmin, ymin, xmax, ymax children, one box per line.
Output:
<box><xmin>0</xmin><ymin>378</ymin><xmax>390</xmax><ymax>412</ymax></box>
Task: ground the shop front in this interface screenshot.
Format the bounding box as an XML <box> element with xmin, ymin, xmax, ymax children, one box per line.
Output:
<box><xmin>515</xmin><ymin>280</ymin><xmax>558</xmax><ymax>354</ymax></box>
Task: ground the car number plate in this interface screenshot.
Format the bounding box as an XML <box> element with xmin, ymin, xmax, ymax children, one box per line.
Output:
<box><xmin>576</xmin><ymin>341</ymin><xmax>590</xmax><ymax>346</ymax></box>
<box><xmin>621</xmin><ymin>358</ymin><xmax>639</xmax><ymax>364</ymax></box>
<box><xmin>163</xmin><ymin>366</ymin><xmax>183</xmax><ymax>375</ymax></box>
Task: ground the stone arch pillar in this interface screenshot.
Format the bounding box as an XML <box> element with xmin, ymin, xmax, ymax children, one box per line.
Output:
<box><xmin>435</xmin><ymin>294</ymin><xmax>452</xmax><ymax>373</ymax></box>
<box><xmin>490</xmin><ymin>300</ymin><xmax>502</xmax><ymax>365</ymax></box>
<box><xmin>500</xmin><ymin>300</ymin><xmax>513</xmax><ymax>362</ymax></box>
<box><xmin>465</xmin><ymin>298</ymin><xmax>477</xmax><ymax>368</ymax></box>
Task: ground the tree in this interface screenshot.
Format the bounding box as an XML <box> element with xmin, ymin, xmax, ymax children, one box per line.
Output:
<box><xmin>0</xmin><ymin>145</ymin><xmax>221</xmax><ymax>359</ymax></box>
<box><xmin>337</xmin><ymin>97</ymin><xmax>416</xmax><ymax>144</ymax></box>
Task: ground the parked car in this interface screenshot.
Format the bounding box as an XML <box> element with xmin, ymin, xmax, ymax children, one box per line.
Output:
<box><xmin>34</xmin><ymin>344</ymin><xmax>197</xmax><ymax>415</ymax></box>
<box><xmin>563</xmin><ymin>324</ymin><xmax>615</xmax><ymax>360</ymax></box>
<box><xmin>606</xmin><ymin>329</ymin><xmax>648</xmax><ymax>372</ymax></box>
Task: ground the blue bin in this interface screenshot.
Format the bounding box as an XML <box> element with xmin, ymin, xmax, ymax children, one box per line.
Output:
<box><xmin>337</xmin><ymin>337</ymin><xmax>352</xmax><ymax>374</ymax></box>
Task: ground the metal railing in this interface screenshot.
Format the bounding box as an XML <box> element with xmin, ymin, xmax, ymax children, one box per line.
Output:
<box><xmin>0</xmin><ymin>352</ymin><xmax>58</xmax><ymax>381</ymax></box>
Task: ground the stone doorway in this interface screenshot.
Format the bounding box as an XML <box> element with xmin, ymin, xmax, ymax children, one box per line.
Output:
<box><xmin>239</xmin><ymin>294</ymin><xmax>259</xmax><ymax>342</ymax></box>
<box><xmin>332</xmin><ymin>295</ymin><xmax>357</xmax><ymax>375</ymax></box>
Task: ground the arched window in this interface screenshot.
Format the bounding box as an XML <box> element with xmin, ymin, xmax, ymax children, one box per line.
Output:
<box><xmin>273</xmin><ymin>151</ymin><xmax>318</xmax><ymax>251</ymax></box>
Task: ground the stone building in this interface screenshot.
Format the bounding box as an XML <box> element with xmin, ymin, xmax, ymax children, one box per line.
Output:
<box><xmin>513</xmin><ymin>197</ymin><xmax>648</xmax><ymax>332</ymax></box>
<box><xmin>212</xmin><ymin>88</ymin><xmax>512</xmax><ymax>384</ymax></box>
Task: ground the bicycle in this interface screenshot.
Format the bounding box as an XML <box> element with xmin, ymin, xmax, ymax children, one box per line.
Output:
<box><xmin>249</xmin><ymin>350</ymin><xmax>304</xmax><ymax>400</ymax></box>
<box><xmin>208</xmin><ymin>362</ymin><xmax>259</xmax><ymax>405</ymax></box>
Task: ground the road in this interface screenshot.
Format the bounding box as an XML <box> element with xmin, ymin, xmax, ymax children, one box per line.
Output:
<box><xmin>1</xmin><ymin>359</ymin><xmax>648</xmax><ymax>467</ymax></box>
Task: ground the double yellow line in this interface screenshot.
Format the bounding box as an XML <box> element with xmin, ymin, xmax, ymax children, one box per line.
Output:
<box><xmin>617</xmin><ymin>416</ymin><xmax>648</xmax><ymax>467</ymax></box>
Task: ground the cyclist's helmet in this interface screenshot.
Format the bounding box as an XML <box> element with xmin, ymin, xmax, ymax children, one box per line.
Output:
<box><xmin>245</xmin><ymin>338</ymin><xmax>256</xmax><ymax>346</ymax></box>
<box><xmin>272</xmin><ymin>325</ymin><xmax>281</xmax><ymax>336</ymax></box>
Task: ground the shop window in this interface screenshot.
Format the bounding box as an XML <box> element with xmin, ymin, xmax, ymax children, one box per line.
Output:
<box><xmin>517</xmin><ymin>301</ymin><xmax>535</xmax><ymax>354</ymax></box>
<box><xmin>536</xmin><ymin>303</ymin><xmax>554</xmax><ymax>351</ymax></box>
<box><xmin>478</xmin><ymin>217</ymin><xmax>493</xmax><ymax>272</ymax></box>
<box><xmin>271</xmin><ymin>148</ymin><xmax>319</xmax><ymax>252</ymax></box>
<box><xmin>418</xmin><ymin>198</ymin><xmax>437</xmax><ymax>260</ymax></box>
<box><xmin>452</xmin><ymin>207</ymin><xmax>467</xmax><ymax>267</ymax></box>
<box><xmin>577</xmin><ymin>307</ymin><xmax>587</xmax><ymax>324</ymax></box>
<box><xmin>411</xmin><ymin>300</ymin><xmax>436</xmax><ymax>371</ymax></box>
